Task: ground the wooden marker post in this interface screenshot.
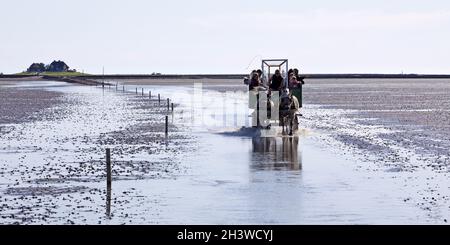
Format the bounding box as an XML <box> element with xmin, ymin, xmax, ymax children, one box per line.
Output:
<box><xmin>165</xmin><ymin>116</ymin><xmax>169</xmax><ymax>136</ymax></box>
<box><xmin>106</xmin><ymin>148</ymin><xmax>111</xmax><ymax>189</ymax></box>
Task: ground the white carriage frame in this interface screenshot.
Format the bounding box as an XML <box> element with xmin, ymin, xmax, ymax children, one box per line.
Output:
<box><xmin>261</xmin><ymin>59</ymin><xmax>289</xmax><ymax>88</ymax></box>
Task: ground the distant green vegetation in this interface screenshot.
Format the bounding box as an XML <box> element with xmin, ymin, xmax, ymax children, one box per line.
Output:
<box><xmin>41</xmin><ymin>71</ymin><xmax>90</xmax><ymax>77</ymax></box>
<box><xmin>15</xmin><ymin>71</ymin><xmax>90</xmax><ymax>77</ymax></box>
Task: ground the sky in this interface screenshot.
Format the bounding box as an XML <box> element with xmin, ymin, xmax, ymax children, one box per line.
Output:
<box><xmin>1</xmin><ymin>0</ymin><xmax>450</xmax><ymax>74</ymax></box>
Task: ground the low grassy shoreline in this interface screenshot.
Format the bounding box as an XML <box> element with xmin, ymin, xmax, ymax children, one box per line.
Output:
<box><xmin>13</xmin><ymin>71</ymin><xmax>90</xmax><ymax>77</ymax></box>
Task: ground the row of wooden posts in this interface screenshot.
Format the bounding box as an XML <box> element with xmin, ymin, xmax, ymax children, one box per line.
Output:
<box><xmin>104</xmin><ymin>82</ymin><xmax>175</xmax><ymax>123</ymax></box>
<box><xmin>109</xmin><ymin>83</ymin><xmax>175</xmax><ymax>112</ymax></box>
<box><xmin>103</xmin><ymin>82</ymin><xmax>175</xmax><ymax>132</ymax></box>
<box><xmin>102</xmin><ymin>82</ymin><xmax>175</xmax><ymax>199</ymax></box>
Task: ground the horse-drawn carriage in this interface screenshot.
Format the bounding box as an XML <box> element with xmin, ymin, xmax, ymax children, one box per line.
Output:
<box><xmin>246</xmin><ymin>59</ymin><xmax>303</xmax><ymax>135</ymax></box>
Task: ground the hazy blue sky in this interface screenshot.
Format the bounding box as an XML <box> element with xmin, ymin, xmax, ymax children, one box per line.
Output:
<box><xmin>1</xmin><ymin>0</ymin><xmax>450</xmax><ymax>74</ymax></box>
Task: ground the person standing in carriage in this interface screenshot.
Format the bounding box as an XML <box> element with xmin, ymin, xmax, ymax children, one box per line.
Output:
<box><xmin>289</xmin><ymin>71</ymin><xmax>301</xmax><ymax>88</ymax></box>
<box><xmin>249</xmin><ymin>72</ymin><xmax>260</xmax><ymax>90</ymax></box>
<box><xmin>256</xmin><ymin>69</ymin><xmax>266</xmax><ymax>86</ymax></box>
<box><xmin>269</xmin><ymin>69</ymin><xmax>284</xmax><ymax>92</ymax></box>
<box><xmin>294</xmin><ymin>68</ymin><xmax>305</xmax><ymax>85</ymax></box>
<box><xmin>289</xmin><ymin>68</ymin><xmax>304</xmax><ymax>116</ymax></box>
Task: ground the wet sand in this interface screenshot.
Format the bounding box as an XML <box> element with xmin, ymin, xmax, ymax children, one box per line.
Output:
<box><xmin>304</xmin><ymin>79</ymin><xmax>450</xmax><ymax>167</ymax></box>
<box><xmin>0</xmin><ymin>87</ymin><xmax>64</xmax><ymax>125</ymax></box>
<box><xmin>0</xmin><ymin>81</ymin><xmax>193</xmax><ymax>224</ymax></box>
<box><xmin>302</xmin><ymin>79</ymin><xmax>450</xmax><ymax>222</ymax></box>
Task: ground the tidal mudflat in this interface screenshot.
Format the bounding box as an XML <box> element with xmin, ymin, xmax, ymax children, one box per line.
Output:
<box><xmin>0</xmin><ymin>81</ymin><xmax>194</xmax><ymax>224</ymax></box>
<box><xmin>0</xmin><ymin>78</ymin><xmax>449</xmax><ymax>224</ymax></box>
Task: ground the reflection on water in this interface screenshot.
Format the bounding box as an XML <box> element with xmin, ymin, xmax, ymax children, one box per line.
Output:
<box><xmin>251</xmin><ymin>136</ymin><xmax>302</xmax><ymax>171</ymax></box>
<box><xmin>106</xmin><ymin>185</ymin><xmax>111</xmax><ymax>219</ymax></box>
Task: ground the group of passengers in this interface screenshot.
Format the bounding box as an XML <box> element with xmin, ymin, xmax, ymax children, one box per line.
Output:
<box><xmin>248</xmin><ymin>68</ymin><xmax>304</xmax><ymax>92</ymax></box>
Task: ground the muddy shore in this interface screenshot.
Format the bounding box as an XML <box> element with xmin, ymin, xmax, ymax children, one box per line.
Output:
<box><xmin>0</xmin><ymin>87</ymin><xmax>64</xmax><ymax>125</ymax></box>
<box><xmin>303</xmin><ymin>79</ymin><xmax>450</xmax><ymax>168</ymax></box>
<box><xmin>0</xmin><ymin>81</ymin><xmax>195</xmax><ymax>224</ymax></box>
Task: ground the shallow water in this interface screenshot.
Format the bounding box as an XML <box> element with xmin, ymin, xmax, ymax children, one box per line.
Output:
<box><xmin>104</xmin><ymin>82</ymin><xmax>446</xmax><ymax>224</ymax></box>
<box><xmin>133</xmin><ymin>133</ymin><xmax>429</xmax><ymax>224</ymax></box>
<box><xmin>0</xmin><ymin>80</ymin><xmax>448</xmax><ymax>224</ymax></box>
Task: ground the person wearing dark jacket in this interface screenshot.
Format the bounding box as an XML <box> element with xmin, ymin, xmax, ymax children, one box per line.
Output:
<box><xmin>294</xmin><ymin>68</ymin><xmax>305</xmax><ymax>85</ymax></box>
<box><xmin>269</xmin><ymin>69</ymin><xmax>284</xmax><ymax>91</ymax></box>
<box><xmin>249</xmin><ymin>72</ymin><xmax>260</xmax><ymax>90</ymax></box>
